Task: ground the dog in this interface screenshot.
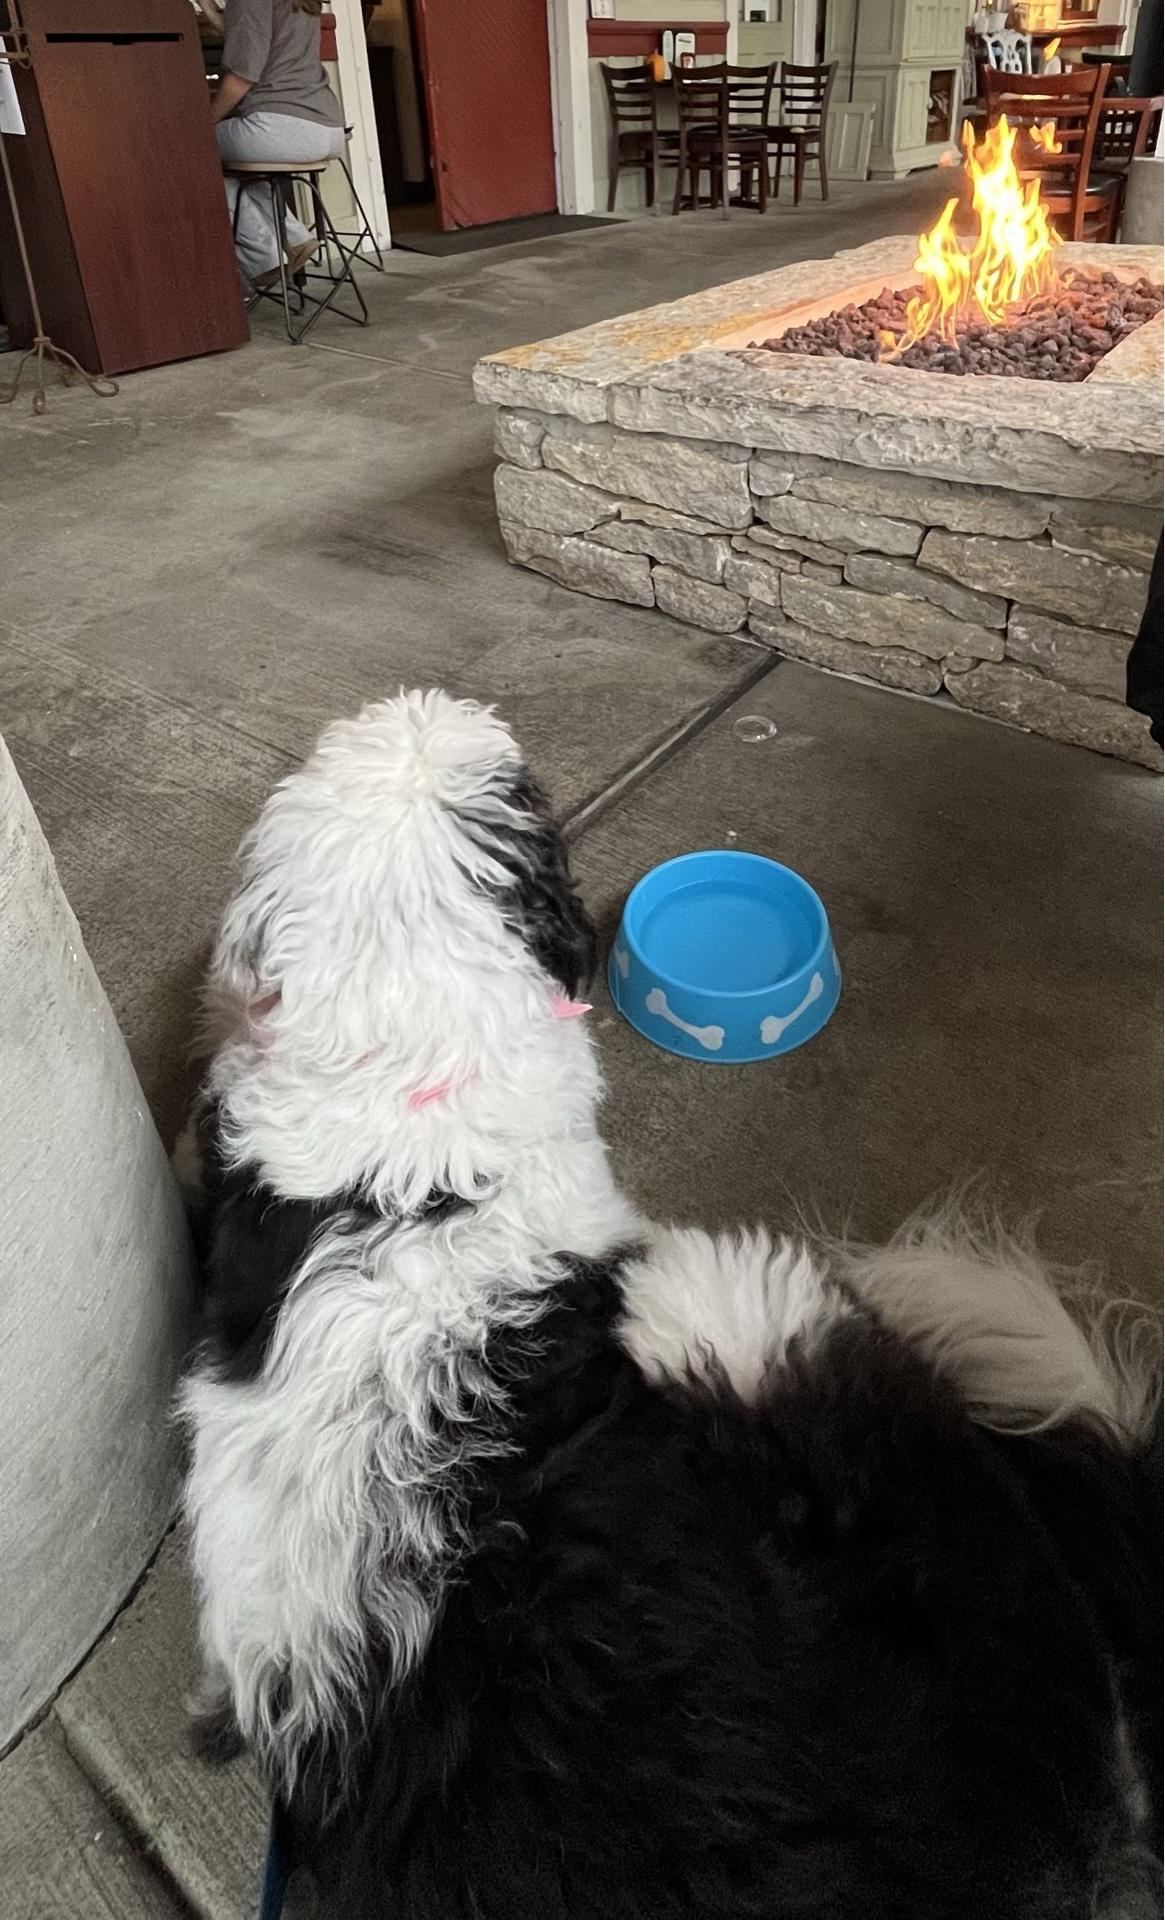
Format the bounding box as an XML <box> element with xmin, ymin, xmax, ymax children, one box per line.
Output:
<box><xmin>177</xmin><ymin>689</ymin><xmax>1161</xmax><ymax>1920</ymax></box>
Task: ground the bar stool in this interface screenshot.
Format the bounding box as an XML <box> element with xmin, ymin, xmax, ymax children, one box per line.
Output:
<box><xmin>225</xmin><ymin>159</ymin><xmax>369</xmax><ymax>343</ymax></box>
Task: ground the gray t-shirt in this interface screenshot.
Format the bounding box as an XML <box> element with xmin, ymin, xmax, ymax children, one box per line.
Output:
<box><xmin>223</xmin><ymin>0</ymin><xmax>343</xmax><ymax>126</ymax></box>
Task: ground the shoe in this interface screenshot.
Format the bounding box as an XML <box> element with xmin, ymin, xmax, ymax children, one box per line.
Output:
<box><xmin>285</xmin><ymin>238</ymin><xmax>319</xmax><ymax>280</ymax></box>
<box><xmin>253</xmin><ymin>239</ymin><xmax>318</xmax><ymax>291</ymax></box>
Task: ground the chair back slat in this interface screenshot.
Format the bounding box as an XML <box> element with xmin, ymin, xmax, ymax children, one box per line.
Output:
<box><xmin>983</xmin><ymin>64</ymin><xmax>1111</xmax><ymax>238</ymax></box>
<box><xmin>674</xmin><ymin>61</ymin><xmax>730</xmax><ymax>137</ymax></box>
<box><xmin>601</xmin><ymin>62</ymin><xmax>659</xmax><ymax>133</ymax></box>
<box><xmin>983</xmin><ymin>63</ymin><xmax>1107</xmax><ymax>178</ymax></box>
<box><xmin>778</xmin><ymin>61</ymin><xmax>837</xmax><ymax>126</ymax></box>
<box><xmin>725</xmin><ymin>60</ymin><xmax>776</xmax><ymax>124</ymax></box>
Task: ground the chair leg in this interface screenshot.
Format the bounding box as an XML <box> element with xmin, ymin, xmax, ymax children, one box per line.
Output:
<box><xmin>757</xmin><ymin>151</ymin><xmax>768</xmax><ymax>214</ymax></box>
<box><xmin>793</xmin><ymin>138</ymin><xmax>806</xmax><ymax>207</ymax></box>
<box><xmin>292</xmin><ymin>180</ymin><xmax>369</xmax><ymax>342</ymax></box>
<box><xmin>608</xmin><ymin>136</ymin><xmax>620</xmax><ymax>212</ymax></box>
<box><xmin>818</xmin><ymin>142</ymin><xmax>829</xmax><ymax>201</ymax></box>
<box><xmin>673</xmin><ymin>138</ymin><xmax>685</xmax><ymax>214</ymax></box>
<box><xmin>268</xmin><ymin>181</ymin><xmax>299</xmax><ymax>343</ymax></box>
<box><xmin>720</xmin><ymin>144</ymin><xmax>730</xmax><ymax>219</ymax></box>
<box><xmin>338</xmin><ymin>152</ymin><xmax>384</xmax><ymax>270</ymax></box>
<box><xmin>312</xmin><ymin>185</ymin><xmax>328</xmax><ymax>278</ymax></box>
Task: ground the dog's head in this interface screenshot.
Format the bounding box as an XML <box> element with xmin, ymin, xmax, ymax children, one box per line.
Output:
<box><xmin>205</xmin><ymin>690</ymin><xmax>602</xmax><ymax>1212</ymax></box>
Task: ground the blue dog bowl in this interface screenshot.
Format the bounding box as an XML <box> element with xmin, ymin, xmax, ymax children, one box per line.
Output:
<box><xmin>608</xmin><ymin>851</ymin><xmax>841</xmax><ymax>1063</ymax></box>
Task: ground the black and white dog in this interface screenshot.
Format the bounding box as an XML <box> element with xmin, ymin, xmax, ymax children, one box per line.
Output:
<box><xmin>178</xmin><ymin>689</ymin><xmax>1161</xmax><ymax>1920</ymax></box>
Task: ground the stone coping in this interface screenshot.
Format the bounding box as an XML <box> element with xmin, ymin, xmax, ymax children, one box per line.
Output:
<box><xmin>474</xmin><ymin>238</ymin><xmax>1164</xmax><ymax>501</ymax></box>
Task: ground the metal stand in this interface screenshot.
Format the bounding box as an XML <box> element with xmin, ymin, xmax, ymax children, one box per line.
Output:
<box><xmin>0</xmin><ymin>15</ymin><xmax>118</xmax><ymax>413</ymax></box>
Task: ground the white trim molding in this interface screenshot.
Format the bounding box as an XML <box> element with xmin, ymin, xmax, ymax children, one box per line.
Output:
<box><xmin>791</xmin><ymin>0</ymin><xmax>817</xmax><ymax>65</ymax></box>
<box><xmin>332</xmin><ymin>0</ymin><xmax>391</xmax><ymax>249</ymax></box>
<box><xmin>547</xmin><ymin>0</ymin><xmax>595</xmax><ymax>214</ymax></box>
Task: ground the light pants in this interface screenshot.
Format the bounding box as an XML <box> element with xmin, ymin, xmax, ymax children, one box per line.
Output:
<box><xmin>217</xmin><ymin>113</ymin><xmax>346</xmax><ymax>284</ymax></box>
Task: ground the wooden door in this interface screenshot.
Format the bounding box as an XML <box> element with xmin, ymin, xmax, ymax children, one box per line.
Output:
<box><xmin>411</xmin><ymin>0</ymin><xmax>557</xmax><ymax>229</ymax></box>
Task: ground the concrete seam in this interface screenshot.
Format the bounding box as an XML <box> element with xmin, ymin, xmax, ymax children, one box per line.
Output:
<box><xmin>561</xmin><ymin>647</ymin><xmax>782</xmax><ymax>844</ymax></box>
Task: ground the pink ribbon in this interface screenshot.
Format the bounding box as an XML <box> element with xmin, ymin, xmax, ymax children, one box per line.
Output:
<box><xmin>408</xmin><ymin>1078</ymin><xmax>458</xmax><ymax>1113</ymax></box>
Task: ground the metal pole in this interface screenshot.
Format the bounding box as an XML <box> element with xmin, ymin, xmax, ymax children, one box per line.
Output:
<box><xmin>0</xmin><ymin>6</ymin><xmax>118</xmax><ymax>412</ymax></box>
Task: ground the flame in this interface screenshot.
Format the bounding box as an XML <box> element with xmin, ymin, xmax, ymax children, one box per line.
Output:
<box><xmin>894</xmin><ymin>116</ymin><xmax>1061</xmax><ymax>350</ymax></box>
<box><xmin>1028</xmin><ymin>119</ymin><xmax>1063</xmax><ymax>156</ymax></box>
<box><xmin>1043</xmin><ymin>36</ymin><xmax>1061</xmax><ymax>60</ymax></box>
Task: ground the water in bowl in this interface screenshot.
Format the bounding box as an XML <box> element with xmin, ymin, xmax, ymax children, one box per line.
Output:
<box><xmin>637</xmin><ymin>877</ymin><xmax>818</xmax><ymax>993</ymax></box>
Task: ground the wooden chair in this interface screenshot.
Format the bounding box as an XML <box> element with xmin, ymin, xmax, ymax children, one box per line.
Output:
<box><xmin>1094</xmin><ymin>94</ymin><xmax>1164</xmax><ymax>173</ymax></box>
<box><xmin>672</xmin><ymin>64</ymin><xmax>770</xmax><ymax>217</ymax></box>
<box><xmin>983</xmin><ymin>64</ymin><xmax>1119</xmax><ymax>242</ymax></box>
<box><xmin>981</xmin><ymin>30</ymin><xmax>1033</xmax><ymax>74</ymax></box>
<box><xmin>768</xmin><ymin>61</ymin><xmax>837</xmax><ymax>205</ymax></box>
<box><xmin>600</xmin><ymin>63</ymin><xmax>679</xmax><ymax>212</ymax></box>
<box><xmin>724</xmin><ymin>60</ymin><xmax>778</xmax><ymax>137</ymax></box>
<box><xmin>1082</xmin><ymin>49</ymin><xmax>1132</xmax><ymax>95</ymax></box>
<box><xmin>1093</xmin><ymin>94</ymin><xmax>1164</xmax><ymax>230</ymax></box>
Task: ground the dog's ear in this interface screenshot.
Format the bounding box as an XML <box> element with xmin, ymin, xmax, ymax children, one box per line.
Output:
<box><xmin>489</xmin><ymin>770</ymin><xmax>597</xmax><ymax>998</ymax></box>
<box><xmin>209</xmin><ymin>856</ymin><xmax>281</xmax><ymax>1031</ymax></box>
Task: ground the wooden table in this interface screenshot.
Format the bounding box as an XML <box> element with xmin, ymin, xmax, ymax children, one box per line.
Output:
<box><xmin>1030</xmin><ymin>20</ymin><xmax>1127</xmax><ymax>51</ymax></box>
<box><xmin>0</xmin><ymin>0</ymin><xmax>247</xmax><ymax>375</ymax></box>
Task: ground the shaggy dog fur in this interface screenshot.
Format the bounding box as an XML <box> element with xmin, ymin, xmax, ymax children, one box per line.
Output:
<box><xmin>178</xmin><ymin>690</ymin><xmax>1161</xmax><ymax>1920</ymax></box>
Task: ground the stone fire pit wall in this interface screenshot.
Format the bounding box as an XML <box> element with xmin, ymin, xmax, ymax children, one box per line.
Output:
<box><xmin>474</xmin><ymin>239</ymin><xmax>1163</xmax><ymax>770</ymax></box>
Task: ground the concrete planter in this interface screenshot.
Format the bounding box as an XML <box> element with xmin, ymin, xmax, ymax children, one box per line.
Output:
<box><xmin>1120</xmin><ymin>156</ymin><xmax>1164</xmax><ymax>247</ymax></box>
<box><xmin>0</xmin><ymin>737</ymin><xmax>194</xmax><ymax>1749</ymax></box>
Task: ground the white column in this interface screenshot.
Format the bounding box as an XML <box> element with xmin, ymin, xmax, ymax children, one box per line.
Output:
<box><xmin>0</xmin><ymin>737</ymin><xmax>195</xmax><ymax>1748</ymax></box>
<box><xmin>791</xmin><ymin>0</ymin><xmax>818</xmax><ymax>65</ymax></box>
<box><xmin>547</xmin><ymin>0</ymin><xmax>595</xmax><ymax>214</ymax></box>
<box><xmin>332</xmin><ymin>0</ymin><xmax>391</xmax><ymax>249</ymax></box>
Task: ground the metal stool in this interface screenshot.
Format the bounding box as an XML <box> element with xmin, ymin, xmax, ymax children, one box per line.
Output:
<box><xmin>226</xmin><ymin>159</ymin><xmax>369</xmax><ymax>343</ymax></box>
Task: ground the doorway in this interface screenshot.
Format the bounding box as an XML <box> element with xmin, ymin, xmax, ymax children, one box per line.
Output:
<box><xmin>365</xmin><ymin>0</ymin><xmax>557</xmax><ymax>235</ymax></box>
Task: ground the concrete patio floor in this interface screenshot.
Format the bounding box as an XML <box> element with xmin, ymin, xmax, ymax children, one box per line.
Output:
<box><xmin>1</xmin><ymin>180</ymin><xmax>1160</xmax><ymax>1919</ymax></box>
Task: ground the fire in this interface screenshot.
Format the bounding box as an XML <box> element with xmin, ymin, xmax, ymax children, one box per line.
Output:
<box><xmin>894</xmin><ymin>115</ymin><xmax>1062</xmax><ymax>350</ymax></box>
<box><xmin>1028</xmin><ymin>120</ymin><xmax>1063</xmax><ymax>155</ymax></box>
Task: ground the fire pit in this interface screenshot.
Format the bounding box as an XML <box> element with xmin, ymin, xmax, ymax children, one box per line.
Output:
<box><xmin>755</xmin><ymin>270</ymin><xmax>1163</xmax><ymax>384</ymax></box>
<box><xmin>474</xmin><ymin>134</ymin><xmax>1162</xmax><ymax>767</ymax></box>
<box><xmin>750</xmin><ymin>122</ymin><xmax>1162</xmax><ymax>384</ymax></box>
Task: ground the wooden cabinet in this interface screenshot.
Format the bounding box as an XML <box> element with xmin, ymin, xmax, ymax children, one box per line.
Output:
<box><xmin>827</xmin><ymin>0</ymin><xmax>966</xmax><ymax>177</ymax></box>
<box><xmin>0</xmin><ymin>0</ymin><xmax>247</xmax><ymax>375</ymax></box>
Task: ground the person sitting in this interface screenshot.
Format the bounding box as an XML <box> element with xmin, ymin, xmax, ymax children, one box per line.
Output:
<box><xmin>207</xmin><ymin>0</ymin><xmax>345</xmax><ymax>290</ymax></box>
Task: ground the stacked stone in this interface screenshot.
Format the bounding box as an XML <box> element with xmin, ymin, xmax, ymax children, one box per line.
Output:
<box><xmin>493</xmin><ymin>406</ymin><xmax>1161</xmax><ymax>770</ymax></box>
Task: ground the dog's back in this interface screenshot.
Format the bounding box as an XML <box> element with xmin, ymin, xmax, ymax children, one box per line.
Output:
<box><xmin>288</xmin><ymin>1226</ymin><xmax>1160</xmax><ymax>1920</ymax></box>
<box><xmin>178</xmin><ymin>692</ymin><xmax>1160</xmax><ymax>1920</ymax></box>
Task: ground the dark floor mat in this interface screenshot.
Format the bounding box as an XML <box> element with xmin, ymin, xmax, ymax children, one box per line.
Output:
<box><xmin>392</xmin><ymin>214</ymin><xmax>620</xmax><ymax>256</ymax></box>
